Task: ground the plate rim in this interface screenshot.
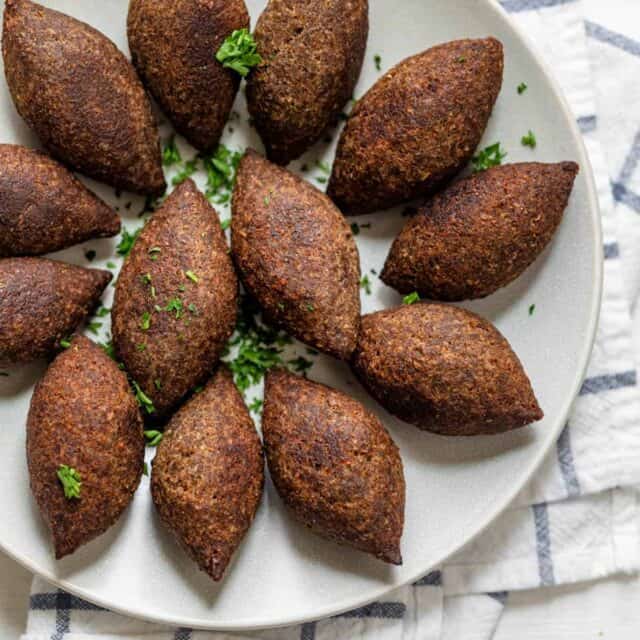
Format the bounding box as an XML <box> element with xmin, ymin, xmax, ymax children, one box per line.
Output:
<box><xmin>0</xmin><ymin>0</ymin><xmax>604</xmax><ymax>630</ymax></box>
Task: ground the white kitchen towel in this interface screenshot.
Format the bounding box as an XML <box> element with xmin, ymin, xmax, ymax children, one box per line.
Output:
<box><xmin>21</xmin><ymin>1</ymin><xmax>640</xmax><ymax>639</ymax></box>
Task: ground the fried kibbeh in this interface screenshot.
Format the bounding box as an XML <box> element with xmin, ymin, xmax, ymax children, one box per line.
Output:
<box><xmin>263</xmin><ymin>368</ymin><xmax>405</xmax><ymax>564</ymax></box>
<box><xmin>111</xmin><ymin>179</ymin><xmax>237</xmax><ymax>418</ymax></box>
<box><xmin>246</xmin><ymin>0</ymin><xmax>368</xmax><ymax>164</ymax></box>
<box><xmin>0</xmin><ymin>258</ymin><xmax>111</xmax><ymax>364</ymax></box>
<box><xmin>327</xmin><ymin>38</ymin><xmax>504</xmax><ymax>215</ymax></box>
<box><xmin>0</xmin><ymin>144</ymin><xmax>120</xmax><ymax>257</ymax></box>
<box><xmin>382</xmin><ymin>162</ymin><xmax>580</xmax><ymax>301</ymax></box>
<box><xmin>128</xmin><ymin>0</ymin><xmax>249</xmax><ymax>151</ymax></box>
<box><xmin>2</xmin><ymin>0</ymin><xmax>166</xmax><ymax>196</ymax></box>
<box><xmin>151</xmin><ymin>367</ymin><xmax>264</xmax><ymax>582</ymax></box>
<box><xmin>231</xmin><ymin>150</ymin><xmax>360</xmax><ymax>360</ymax></box>
<box><xmin>352</xmin><ymin>304</ymin><xmax>543</xmax><ymax>436</ymax></box>
<box><xmin>27</xmin><ymin>335</ymin><xmax>144</xmax><ymax>559</ymax></box>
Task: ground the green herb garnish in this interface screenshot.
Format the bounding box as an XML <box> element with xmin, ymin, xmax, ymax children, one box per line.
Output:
<box><xmin>350</xmin><ymin>222</ymin><xmax>371</xmax><ymax>236</ymax></box>
<box><xmin>148</xmin><ymin>247</ymin><xmax>161</xmax><ymax>261</ymax></box>
<box><xmin>59</xmin><ymin>337</ymin><xmax>72</xmax><ymax>349</ymax></box>
<box><xmin>185</xmin><ymin>270</ymin><xmax>199</xmax><ymax>283</ymax></box>
<box><xmin>471</xmin><ymin>143</ymin><xmax>507</xmax><ymax>172</ymax></box>
<box><xmin>117</xmin><ymin>226</ymin><xmax>143</xmax><ymax>257</ymax></box>
<box><xmin>142</xmin><ymin>462</ymin><xmax>149</xmax><ymax>477</ymax></box>
<box><xmin>162</xmin><ymin>136</ymin><xmax>182</xmax><ymax>167</ymax></box>
<box><xmin>529</xmin><ymin>304</ymin><xmax>536</xmax><ymax>316</ymax></box>
<box><xmin>57</xmin><ymin>465</ymin><xmax>81</xmax><ymax>500</ymax></box>
<box><xmin>140</xmin><ymin>312</ymin><xmax>151</xmax><ymax>331</ymax></box>
<box><xmin>144</xmin><ymin>430</ymin><xmax>163</xmax><ymax>447</ymax></box>
<box><xmin>216</xmin><ymin>28</ymin><xmax>262</xmax><ymax>77</ymax></box>
<box><xmin>133</xmin><ymin>381</ymin><xmax>155</xmax><ymax>414</ymax></box>
<box><xmin>221</xmin><ymin>219</ymin><xmax>231</xmax><ymax>231</ymax></box>
<box><xmin>106</xmin><ymin>261</ymin><xmax>117</xmax><ymax>269</ymax></box>
<box><xmin>517</xmin><ymin>82</ymin><xmax>528</xmax><ymax>95</ymax></box>
<box><xmin>87</xmin><ymin>321</ymin><xmax>102</xmax><ymax>335</ymax></box>
<box><xmin>521</xmin><ymin>130</ymin><xmax>537</xmax><ymax>149</ymax></box>
<box><xmin>99</xmin><ymin>340</ymin><xmax>116</xmax><ymax>360</ymax></box>
<box><xmin>171</xmin><ymin>158</ymin><xmax>198</xmax><ymax>186</ymax></box>
<box><xmin>200</xmin><ymin>144</ymin><xmax>243</xmax><ymax>204</ymax></box>
<box><xmin>374</xmin><ymin>54</ymin><xmax>382</xmax><ymax>71</ymax></box>
<box><xmin>403</xmin><ymin>292</ymin><xmax>420</xmax><ymax>305</ymax></box>
<box><xmin>84</xmin><ymin>249</ymin><xmax>96</xmax><ymax>262</ymax></box>
<box><xmin>248</xmin><ymin>398</ymin><xmax>263</xmax><ymax>415</ymax></box>
<box><xmin>288</xmin><ymin>356</ymin><xmax>313</xmax><ymax>375</ymax></box>
<box><xmin>95</xmin><ymin>307</ymin><xmax>110</xmax><ymax>318</ymax></box>
<box><xmin>360</xmin><ymin>275</ymin><xmax>372</xmax><ymax>295</ymax></box>
<box><xmin>165</xmin><ymin>298</ymin><xmax>184</xmax><ymax>319</ymax></box>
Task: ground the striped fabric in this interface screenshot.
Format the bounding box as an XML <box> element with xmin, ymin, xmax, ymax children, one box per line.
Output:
<box><xmin>22</xmin><ymin>1</ymin><xmax>640</xmax><ymax>639</ymax></box>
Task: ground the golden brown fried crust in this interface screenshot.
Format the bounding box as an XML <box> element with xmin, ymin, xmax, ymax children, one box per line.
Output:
<box><xmin>263</xmin><ymin>369</ymin><xmax>404</xmax><ymax>564</ymax></box>
<box><xmin>382</xmin><ymin>162</ymin><xmax>580</xmax><ymax>301</ymax></box>
<box><xmin>246</xmin><ymin>0</ymin><xmax>368</xmax><ymax>164</ymax></box>
<box><xmin>128</xmin><ymin>0</ymin><xmax>249</xmax><ymax>151</ymax></box>
<box><xmin>328</xmin><ymin>38</ymin><xmax>504</xmax><ymax>215</ymax></box>
<box><xmin>27</xmin><ymin>335</ymin><xmax>144</xmax><ymax>559</ymax></box>
<box><xmin>0</xmin><ymin>144</ymin><xmax>120</xmax><ymax>257</ymax></box>
<box><xmin>2</xmin><ymin>0</ymin><xmax>166</xmax><ymax>196</ymax></box>
<box><xmin>352</xmin><ymin>304</ymin><xmax>543</xmax><ymax>436</ymax></box>
<box><xmin>151</xmin><ymin>366</ymin><xmax>264</xmax><ymax>582</ymax></box>
<box><xmin>0</xmin><ymin>258</ymin><xmax>111</xmax><ymax>364</ymax></box>
<box><xmin>231</xmin><ymin>150</ymin><xmax>361</xmax><ymax>360</ymax></box>
<box><xmin>112</xmin><ymin>179</ymin><xmax>238</xmax><ymax>418</ymax></box>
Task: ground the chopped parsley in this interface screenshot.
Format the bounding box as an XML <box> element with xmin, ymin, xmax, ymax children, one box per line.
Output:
<box><xmin>248</xmin><ymin>397</ymin><xmax>263</xmax><ymax>415</ymax></box>
<box><xmin>315</xmin><ymin>176</ymin><xmax>328</xmax><ymax>184</ymax></box>
<box><xmin>57</xmin><ymin>465</ymin><xmax>81</xmax><ymax>500</ymax></box>
<box><xmin>136</xmin><ymin>343</ymin><xmax>147</xmax><ymax>352</ymax></box>
<box><xmin>86</xmin><ymin>321</ymin><xmax>102</xmax><ymax>335</ymax></box>
<box><xmin>517</xmin><ymin>82</ymin><xmax>528</xmax><ymax>95</ymax></box>
<box><xmin>95</xmin><ymin>307</ymin><xmax>110</xmax><ymax>318</ymax></box>
<box><xmin>403</xmin><ymin>291</ymin><xmax>421</xmax><ymax>305</ymax></box>
<box><xmin>117</xmin><ymin>226</ymin><xmax>143</xmax><ymax>257</ymax></box>
<box><xmin>148</xmin><ymin>247</ymin><xmax>161</xmax><ymax>261</ymax></box>
<box><xmin>360</xmin><ymin>275</ymin><xmax>372</xmax><ymax>295</ymax></box>
<box><xmin>165</xmin><ymin>298</ymin><xmax>184</xmax><ymax>319</ymax></box>
<box><xmin>529</xmin><ymin>304</ymin><xmax>536</xmax><ymax>316</ymax></box>
<box><xmin>201</xmin><ymin>144</ymin><xmax>243</xmax><ymax>204</ymax></box>
<box><xmin>142</xmin><ymin>462</ymin><xmax>149</xmax><ymax>477</ymax></box>
<box><xmin>306</xmin><ymin>303</ymin><xmax>314</xmax><ymax>312</ymax></box>
<box><xmin>133</xmin><ymin>381</ymin><xmax>155</xmax><ymax>414</ymax></box>
<box><xmin>140</xmin><ymin>312</ymin><xmax>151</xmax><ymax>331</ymax></box>
<box><xmin>106</xmin><ymin>261</ymin><xmax>117</xmax><ymax>269</ymax></box>
<box><xmin>99</xmin><ymin>340</ymin><xmax>116</xmax><ymax>360</ymax></box>
<box><xmin>185</xmin><ymin>270</ymin><xmax>199</xmax><ymax>283</ymax></box>
<box><xmin>172</xmin><ymin>158</ymin><xmax>198</xmax><ymax>186</ymax></box>
<box><xmin>521</xmin><ymin>130</ymin><xmax>537</xmax><ymax>149</ymax></box>
<box><xmin>220</xmin><ymin>218</ymin><xmax>231</xmax><ymax>231</ymax></box>
<box><xmin>188</xmin><ymin>303</ymin><xmax>198</xmax><ymax>315</ymax></box>
<box><xmin>144</xmin><ymin>430</ymin><xmax>163</xmax><ymax>447</ymax></box>
<box><xmin>154</xmin><ymin>379</ymin><xmax>162</xmax><ymax>391</ymax></box>
<box><xmin>162</xmin><ymin>136</ymin><xmax>182</xmax><ymax>167</ymax></box>
<box><xmin>456</xmin><ymin>56</ymin><xmax>466</xmax><ymax>63</ymax></box>
<box><xmin>84</xmin><ymin>249</ymin><xmax>96</xmax><ymax>262</ymax></box>
<box><xmin>216</xmin><ymin>28</ymin><xmax>262</xmax><ymax>77</ymax></box>
<box><xmin>472</xmin><ymin>143</ymin><xmax>507</xmax><ymax>172</ymax></box>
<box><xmin>288</xmin><ymin>356</ymin><xmax>313</xmax><ymax>375</ymax></box>
<box><xmin>316</xmin><ymin>160</ymin><xmax>331</xmax><ymax>175</ymax></box>
<box><xmin>374</xmin><ymin>54</ymin><xmax>382</xmax><ymax>71</ymax></box>
<box><xmin>59</xmin><ymin>337</ymin><xmax>72</xmax><ymax>349</ymax></box>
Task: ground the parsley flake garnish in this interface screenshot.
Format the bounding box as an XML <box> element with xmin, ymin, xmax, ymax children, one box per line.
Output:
<box><xmin>529</xmin><ymin>304</ymin><xmax>536</xmax><ymax>316</ymax></box>
<box><xmin>99</xmin><ymin>340</ymin><xmax>116</xmax><ymax>360</ymax></box>
<box><xmin>188</xmin><ymin>303</ymin><xmax>198</xmax><ymax>315</ymax></box>
<box><xmin>140</xmin><ymin>312</ymin><xmax>151</xmax><ymax>331</ymax></box>
<box><xmin>221</xmin><ymin>219</ymin><xmax>231</xmax><ymax>231</ymax></box>
<box><xmin>87</xmin><ymin>321</ymin><xmax>102</xmax><ymax>335</ymax></box>
<box><xmin>185</xmin><ymin>270</ymin><xmax>199</xmax><ymax>283</ymax></box>
<box><xmin>360</xmin><ymin>275</ymin><xmax>372</xmax><ymax>295</ymax></box>
<box><xmin>59</xmin><ymin>337</ymin><xmax>72</xmax><ymax>349</ymax></box>
<box><xmin>201</xmin><ymin>144</ymin><xmax>243</xmax><ymax>204</ymax></box>
<box><xmin>517</xmin><ymin>82</ymin><xmax>528</xmax><ymax>95</ymax></box>
<box><xmin>172</xmin><ymin>158</ymin><xmax>198</xmax><ymax>186</ymax></box>
<box><xmin>117</xmin><ymin>226</ymin><xmax>143</xmax><ymax>257</ymax></box>
<box><xmin>521</xmin><ymin>130</ymin><xmax>537</xmax><ymax>149</ymax></box>
<box><xmin>165</xmin><ymin>298</ymin><xmax>184</xmax><ymax>319</ymax></box>
<box><xmin>403</xmin><ymin>292</ymin><xmax>421</xmax><ymax>305</ymax></box>
<box><xmin>148</xmin><ymin>247</ymin><xmax>161</xmax><ymax>261</ymax></box>
<box><xmin>142</xmin><ymin>462</ymin><xmax>149</xmax><ymax>477</ymax></box>
<box><xmin>106</xmin><ymin>261</ymin><xmax>117</xmax><ymax>269</ymax></box>
<box><xmin>144</xmin><ymin>430</ymin><xmax>163</xmax><ymax>447</ymax></box>
<box><xmin>288</xmin><ymin>356</ymin><xmax>313</xmax><ymax>375</ymax></box>
<box><xmin>95</xmin><ymin>307</ymin><xmax>110</xmax><ymax>318</ymax></box>
<box><xmin>350</xmin><ymin>222</ymin><xmax>371</xmax><ymax>236</ymax></box>
<box><xmin>84</xmin><ymin>249</ymin><xmax>96</xmax><ymax>262</ymax></box>
<box><xmin>216</xmin><ymin>29</ymin><xmax>262</xmax><ymax>77</ymax></box>
<box><xmin>374</xmin><ymin>54</ymin><xmax>382</xmax><ymax>71</ymax></box>
<box><xmin>57</xmin><ymin>465</ymin><xmax>81</xmax><ymax>500</ymax></box>
<box><xmin>133</xmin><ymin>381</ymin><xmax>155</xmax><ymax>414</ymax></box>
<box><xmin>162</xmin><ymin>136</ymin><xmax>182</xmax><ymax>167</ymax></box>
<box><xmin>472</xmin><ymin>143</ymin><xmax>507</xmax><ymax>172</ymax></box>
<box><xmin>248</xmin><ymin>398</ymin><xmax>263</xmax><ymax>415</ymax></box>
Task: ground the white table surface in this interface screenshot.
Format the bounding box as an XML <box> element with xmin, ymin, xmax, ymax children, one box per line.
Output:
<box><xmin>1</xmin><ymin>550</ymin><xmax>639</xmax><ymax>639</ymax></box>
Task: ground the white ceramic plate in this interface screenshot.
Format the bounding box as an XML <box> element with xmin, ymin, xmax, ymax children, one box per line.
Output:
<box><xmin>0</xmin><ymin>0</ymin><xmax>602</xmax><ymax>631</ymax></box>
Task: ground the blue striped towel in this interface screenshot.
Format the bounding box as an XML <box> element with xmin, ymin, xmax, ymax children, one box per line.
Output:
<box><xmin>22</xmin><ymin>0</ymin><xmax>640</xmax><ymax>638</ymax></box>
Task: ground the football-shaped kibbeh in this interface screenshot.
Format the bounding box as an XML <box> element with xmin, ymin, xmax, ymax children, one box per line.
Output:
<box><xmin>352</xmin><ymin>303</ymin><xmax>544</xmax><ymax>436</ymax></box>
<box><xmin>382</xmin><ymin>162</ymin><xmax>580</xmax><ymax>300</ymax></box>
<box><xmin>328</xmin><ymin>38</ymin><xmax>504</xmax><ymax>215</ymax></box>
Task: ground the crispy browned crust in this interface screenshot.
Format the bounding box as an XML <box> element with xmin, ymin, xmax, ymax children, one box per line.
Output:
<box><xmin>382</xmin><ymin>162</ymin><xmax>580</xmax><ymax>301</ymax></box>
<box><xmin>246</xmin><ymin>0</ymin><xmax>368</xmax><ymax>164</ymax></box>
<box><xmin>151</xmin><ymin>366</ymin><xmax>264</xmax><ymax>581</ymax></box>
<box><xmin>0</xmin><ymin>144</ymin><xmax>120</xmax><ymax>257</ymax></box>
<box><xmin>263</xmin><ymin>368</ymin><xmax>404</xmax><ymax>564</ymax></box>
<box><xmin>327</xmin><ymin>38</ymin><xmax>504</xmax><ymax>215</ymax></box>
<box><xmin>2</xmin><ymin>0</ymin><xmax>166</xmax><ymax>196</ymax></box>
<box><xmin>128</xmin><ymin>0</ymin><xmax>249</xmax><ymax>151</ymax></box>
<box><xmin>0</xmin><ymin>258</ymin><xmax>111</xmax><ymax>364</ymax></box>
<box><xmin>27</xmin><ymin>335</ymin><xmax>144</xmax><ymax>559</ymax></box>
<box><xmin>351</xmin><ymin>304</ymin><xmax>543</xmax><ymax>436</ymax></box>
<box><xmin>231</xmin><ymin>150</ymin><xmax>361</xmax><ymax>359</ymax></box>
<box><xmin>112</xmin><ymin>179</ymin><xmax>238</xmax><ymax>418</ymax></box>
